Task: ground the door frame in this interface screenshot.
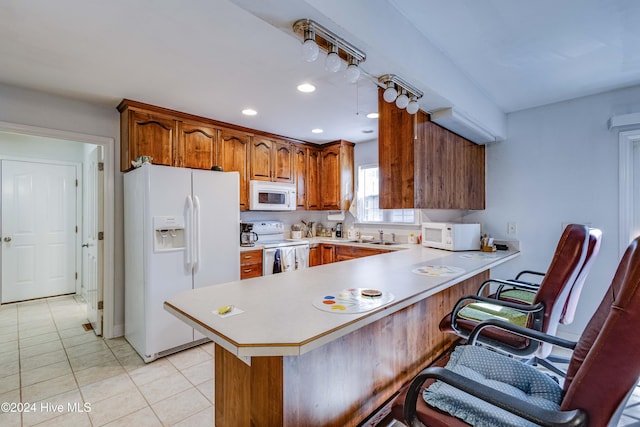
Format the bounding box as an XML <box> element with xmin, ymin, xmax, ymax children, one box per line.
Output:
<box><xmin>619</xmin><ymin>129</ymin><xmax>640</xmax><ymax>258</ymax></box>
<box><xmin>0</xmin><ymin>120</ymin><xmax>115</xmax><ymax>338</ymax></box>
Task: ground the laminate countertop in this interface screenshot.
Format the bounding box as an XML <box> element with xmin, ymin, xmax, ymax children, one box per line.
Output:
<box><xmin>164</xmin><ymin>245</ymin><xmax>519</xmax><ymax>360</ymax></box>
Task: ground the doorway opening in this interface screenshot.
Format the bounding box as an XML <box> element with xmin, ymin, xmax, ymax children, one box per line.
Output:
<box><xmin>0</xmin><ymin>121</ymin><xmax>114</xmax><ymax>338</ymax></box>
<box><xmin>619</xmin><ymin>129</ymin><xmax>640</xmax><ymax>258</ymax></box>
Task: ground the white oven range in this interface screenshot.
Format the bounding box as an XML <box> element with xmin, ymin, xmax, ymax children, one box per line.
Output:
<box><xmin>253</xmin><ymin>221</ymin><xmax>310</xmax><ymax>275</ymax></box>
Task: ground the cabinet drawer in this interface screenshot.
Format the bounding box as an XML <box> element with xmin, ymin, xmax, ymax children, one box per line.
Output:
<box><xmin>240</xmin><ymin>263</ymin><xmax>263</xmax><ymax>279</ymax></box>
<box><xmin>240</xmin><ymin>250</ymin><xmax>263</xmax><ymax>266</ymax></box>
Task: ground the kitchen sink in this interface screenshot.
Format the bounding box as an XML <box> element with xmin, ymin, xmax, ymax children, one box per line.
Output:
<box><xmin>370</xmin><ymin>241</ymin><xmax>401</xmax><ymax>246</ymax></box>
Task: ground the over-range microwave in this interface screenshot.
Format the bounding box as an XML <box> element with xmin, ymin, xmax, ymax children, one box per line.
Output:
<box><xmin>249</xmin><ymin>180</ymin><xmax>296</xmax><ymax>211</ymax></box>
<box><xmin>421</xmin><ymin>222</ymin><xmax>481</xmax><ymax>251</ymax></box>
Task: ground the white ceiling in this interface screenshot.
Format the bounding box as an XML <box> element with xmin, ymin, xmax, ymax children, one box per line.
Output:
<box><xmin>1</xmin><ymin>0</ymin><xmax>639</xmax><ymax>144</ymax></box>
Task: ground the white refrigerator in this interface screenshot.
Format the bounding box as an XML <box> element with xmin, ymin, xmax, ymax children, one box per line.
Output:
<box><xmin>124</xmin><ymin>164</ymin><xmax>240</xmax><ymax>362</ymax></box>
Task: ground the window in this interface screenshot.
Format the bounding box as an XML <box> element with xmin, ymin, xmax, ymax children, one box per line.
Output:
<box><xmin>356</xmin><ymin>164</ymin><xmax>417</xmax><ymax>224</ymax></box>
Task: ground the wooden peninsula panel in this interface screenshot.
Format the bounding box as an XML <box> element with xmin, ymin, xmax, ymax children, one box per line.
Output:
<box><xmin>214</xmin><ymin>270</ymin><xmax>488</xmax><ymax>427</ymax></box>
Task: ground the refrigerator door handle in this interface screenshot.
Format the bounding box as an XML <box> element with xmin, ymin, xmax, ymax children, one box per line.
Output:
<box><xmin>193</xmin><ymin>195</ymin><xmax>201</xmax><ymax>273</ymax></box>
<box><xmin>186</xmin><ymin>195</ymin><xmax>194</xmax><ymax>271</ymax></box>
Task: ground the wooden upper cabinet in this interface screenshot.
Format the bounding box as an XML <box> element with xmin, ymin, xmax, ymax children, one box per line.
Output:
<box><xmin>218</xmin><ymin>128</ymin><xmax>250</xmax><ymax>210</ymax></box>
<box><xmin>377</xmin><ymin>89</ymin><xmax>485</xmax><ymax>210</ymax></box>
<box><xmin>250</xmin><ymin>136</ymin><xmax>294</xmax><ymax>183</ymax></box>
<box><xmin>306</xmin><ymin>146</ymin><xmax>321</xmax><ymax>210</ymax></box>
<box><xmin>118</xmin><ymin>99</ymin><xmax>358</xmax><ymax>211</ymax></box>
<box><xmin>178</xmin><ymin>122</ymin><xmax>217</xmax><ymax>170</ymax></box>
<box><xmin>319</xmin><ymin>140</ymin><xmax>354</xmax><ymax>211</ymax></box>
<box><xmin>378</xmin><ymin>89</ymin><xmax>415</xmax><ymax>209</ymax></box>
<box><xmin>120</xmin><ymin>108</ymin><xmax>177</xmax><ymax>171</ymax></box>
<box><xmin>294</xmin><ymin>145</ymin><xmax>307</xmax><ymax>209</ymax></box>
<box><xmin>414</xmin><ymin>117</ymin><xmax>485</xmax><ymax>209</ymax></box>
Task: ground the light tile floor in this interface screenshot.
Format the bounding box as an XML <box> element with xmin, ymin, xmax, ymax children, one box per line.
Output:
<box><xmin>0</xmin><ymin>295</ymin><xmax>214</xmax><ymax>426</ymax></box>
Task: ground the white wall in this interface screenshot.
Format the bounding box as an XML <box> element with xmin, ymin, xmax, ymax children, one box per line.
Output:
<box><xmin>0</xmin><ymin>83</ymin><xmax>124</xmax><ymax>334</ymax></box>
<box><xmin>0</xmin><ymin>132</ymin><xmax>86</xmax><ymax>162</ymax></box>
<box><xmin>468</xmin><ymin>84</ymin><xmax>640</xmax><ymax>338</ymax></box>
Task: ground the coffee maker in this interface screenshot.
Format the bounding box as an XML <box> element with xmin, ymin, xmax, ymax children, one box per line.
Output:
<box><xmin>240</xmin><ymin>223</ymin><xmax>259</xmax><ymax>247</ymax></box>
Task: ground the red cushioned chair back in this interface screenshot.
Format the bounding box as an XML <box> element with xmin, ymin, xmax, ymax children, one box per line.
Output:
<box><xmin>531</xmin><ymin>224</ymin><xmax>589</xmax><ymax>342</ymax></box>
<box><xmin>560</xmin><ymin>228</ymin><xmax>602</xmax><ymax>325</ymax></box>
<box><xmin>561</xmin><ymin>236</ymin><xmax>640</xmax><ymax>425</ymax></box>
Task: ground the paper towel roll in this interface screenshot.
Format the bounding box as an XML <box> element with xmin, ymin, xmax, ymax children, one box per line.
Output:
<box><xmin>327</xmin><ymin>211</ymin><xmax>345</xmax><ymax>221</ymax></box>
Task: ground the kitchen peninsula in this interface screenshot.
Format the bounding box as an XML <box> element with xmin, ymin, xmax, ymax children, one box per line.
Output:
<box><xmin>164</xmin><ymin>244</ymin><xmax>519</xmax><ymax>426</ymax></box>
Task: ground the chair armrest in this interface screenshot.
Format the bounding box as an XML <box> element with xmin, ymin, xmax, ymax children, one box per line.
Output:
<box><xmin>403</xmin><ymin>366</ymin><xmax>587</xmax><ymax>427</ymax></box>
<box><xmin>477</xmin><ymin>278</ymin><xmax>540</xmax><ymax>296</ymax></box>
<box><xmin>467</xmin><ymin>318</ymin><xmax>577</xmax><ymax>351</ymax></box>
<box><xmin>515</xmin><ymin>270</ymin><xmax>546</xmax><ymax>281</ymax></box>
<box><xmin>450</xmin><ymin>295</ymin><xmax>544</xmax><ymax>336</ymax></box>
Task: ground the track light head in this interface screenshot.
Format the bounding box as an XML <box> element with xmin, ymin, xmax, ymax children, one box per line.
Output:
<box><xmin>325</xmin><ymin>43</ymin><xmax>341</xmax><ymax>72</ymax></box>
<box><xmin>301</xmin><ymin>28</ymin><xmax>319</xmax><ymax>62</ymax></box>
<box><xmin>383</xmin><ymin>83</ymin><xmax>398</xmax><ymax>103</ymax></box>
<box><xmin>344</xmin><ymin>57</ymin><xmax>360</xmax><ymax>83</ymax></box>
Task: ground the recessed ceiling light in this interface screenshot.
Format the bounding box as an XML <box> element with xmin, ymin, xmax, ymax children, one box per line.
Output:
<box><xmin>366</xmin><ymin>112</ymin><xmax>379</xmax><ymax>119</ymax></box>
<box><xmin>242</xmin><ymin>109</ymin><xmax>257</xmax><ymax>116</ymax></box>
<box><xmin>362</xmin><ymin>129</ymin><xmax>374</xmax><ymax>134</ymax></box>
<box><xmin>311</xmin><ymin>128</ymin><xmax>323</xmax><ymax>134</ymax></box>
<box><xmin>297</xmin><ymin>83</ymin><xmax>316</xmax><ymax>93</ymax></box>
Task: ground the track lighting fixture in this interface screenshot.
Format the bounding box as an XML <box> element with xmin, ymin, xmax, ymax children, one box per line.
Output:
<box><xmin>293</xmin><ymin>19</ymin><xmax>366</xmax><ymax>83</ymax></box>
<box><xmin>378</xmin><ymin>74</ymin><xmax>423</xmax><ymax>115</ymax></box>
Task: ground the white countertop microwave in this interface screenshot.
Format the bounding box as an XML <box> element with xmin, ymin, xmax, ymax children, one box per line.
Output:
<box><xmin>421</xmin><ymin>222</ymin><xmax>481</xmax><ymax>251</ymax></box>
<box><xmin>249</xmin><ymin>180</ymin><xmax>296</xmax><ymax>211</ymax></box>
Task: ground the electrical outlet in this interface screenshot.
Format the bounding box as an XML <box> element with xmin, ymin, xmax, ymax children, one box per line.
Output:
<box><xmin>507</xmin><ymin>222</ymin><xmax>517</xmax><ymax>235</ymax></box>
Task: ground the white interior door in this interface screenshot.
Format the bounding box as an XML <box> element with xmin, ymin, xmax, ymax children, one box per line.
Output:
<box><xmin>83</xmin><ymin>147</ymin><xmax>104</xmax><ymax>335</ymax></box>
<box><xmin>1</xmin><ymin>160</ymin><xmax>77</xmax><ymax>303</ymax></box>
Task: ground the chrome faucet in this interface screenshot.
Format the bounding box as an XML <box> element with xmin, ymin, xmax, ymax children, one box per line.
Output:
<box><xmin>378</xmin><ymin>229</ymin><xmax>384</xmax><ymax>242</ymax></box>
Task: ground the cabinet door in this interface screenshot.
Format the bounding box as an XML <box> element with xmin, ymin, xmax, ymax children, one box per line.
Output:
<box><xmin>179</xmin><ymin>122</ymin><xmax>217</xmax><ymax>170</ymax></box>
<box><xmin>320</xmin><ymin>244</ymin><xmax>335</xmax><ymax>264</ymax></box>
<box><xmin>128</xmin><ymin>110</ymin><xmax>176</xmax><ymax>169</ymax></box>
<box><xmin>272</xmin><ymin>140</ymin><xmax>294</xmax><ymax>183</ymax></box>
<box><xmin>414</xmin><ymin>119</ymin><xmax>485</xmax><ymax>209</ymax></box>
<box><xmin>250</xmin><ymin>137</ymin><xmax>272</xmax><ymax>181</ymax></box>
<box><xmin>306</xmin><ymin>147</ymin><xmax>321</xmax><ymax>210</ymax></box>
<box><xmin>320</xmin><ymin>146</ymin><xmax>341</xmax><ymax>210</ymax></box>
<box><xmin>294</xmin><ymin>146</ymin><xmax>306</xmax><ymax>209</ymax></box>
<box><xmin>218</xmin><ymin>128</ymin><xmax>250</xmax><ymax>210</ymax></box>
<box><xmin>309</xmin><ymin>245</ymin><xmax>321</xmax><ymax>267</ymax></box>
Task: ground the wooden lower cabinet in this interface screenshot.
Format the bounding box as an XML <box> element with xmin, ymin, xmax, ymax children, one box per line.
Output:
<box><xmin>308</xmin><ymin>244</ymin><xmax>321</xmax><ymax>267</ymax></box>
<box><xmin>214</xmin><ymin>271</ymin><xmax>489</xmax><ymax>426</ymax></box>
<box><xmin>310</xmin><ymin>244</ymin><xmax>392</xmax><ymax>266</ymax></box>
<box><xmin>320</xmin><ymin>244</ymin><xmax>335</xmax><ymax>264</ymax></box>
<box><xmin>240</xmin><ymin>249</ymin><xmax>262</xmax><ymax>279</ymax></box>
<box><xmin>334</xmin><ymin>245</ymin><xmax>389</xmax><ymax>262</ymax></box>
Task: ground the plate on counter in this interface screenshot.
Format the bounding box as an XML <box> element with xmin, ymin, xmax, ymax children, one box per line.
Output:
<box><xmin>313</xmin><ymin>288</ymin><xmax>394</xmax><ymax>314</ymax></box>
<box><xmin>412</xmin><ymin>265</ymin><xmax>466</xmax><ymax>277</ymax></box>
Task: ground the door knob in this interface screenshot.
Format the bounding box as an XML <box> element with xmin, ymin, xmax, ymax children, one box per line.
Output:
<box><xmin>3</xmin><ymin>237</ymin><xmax>11</xmax><ymax>242</ymax></box>
<box><xmin>82</xmin><ymin>243</ymin><xmax>89</xmax><ymax>248</ymax></box>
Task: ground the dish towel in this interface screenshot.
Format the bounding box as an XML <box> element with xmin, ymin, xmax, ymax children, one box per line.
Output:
<box><xmin>273</xmin><ymin>249</ymin><xmax>282</xmax><ymax>274</ymax></box>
